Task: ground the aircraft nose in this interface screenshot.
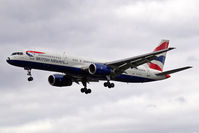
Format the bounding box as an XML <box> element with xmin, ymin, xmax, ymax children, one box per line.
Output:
<box><xmin>6</xmin><ymin>57</ymin><xmax>11</xmax><ymax>64</ymax></box>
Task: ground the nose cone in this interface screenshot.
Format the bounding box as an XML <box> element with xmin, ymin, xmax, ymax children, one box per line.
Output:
<box><xmin>6</xmin><ymin>57</ymin><xmax>12</xmax><ymax>65</ymax></box>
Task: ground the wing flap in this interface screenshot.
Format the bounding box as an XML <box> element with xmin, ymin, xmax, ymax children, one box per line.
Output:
<box><xmin>113</xmin><ymin>55</ymin><xmax>157</xmax><ymax>75</ymax></box>
<box><xmin>105</xmin><ymin>47</ymin><xmax>175</xmax><ymax>75</ymax></box>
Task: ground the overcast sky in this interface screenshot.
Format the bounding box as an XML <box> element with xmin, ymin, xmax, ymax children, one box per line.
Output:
<box><xmin>0</xmin><ymin>0</ymin><xmax>199</xmax><ymax>133</ymax></box>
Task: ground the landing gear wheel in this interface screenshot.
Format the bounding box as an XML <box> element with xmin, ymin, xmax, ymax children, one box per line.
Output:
<box><xmin>104</xmin><ymin>82</ymin><xmax>108</xmax><ymax>87</ymax></box>
<box><xmin>104</xmin><ymin>82</ymin><xmax>115</xmax><ymax>88</ymax></box>
<box><xmin>28</xmin><ymin>77</ymin><xmax>33</xmax><ymax>81</ymax></box>
<box><xmin>85</xmin><ymin>90</ymin><xmax>89</xmax><ymax>94</ymax></box>
<box><xmin>110</xmin><ymin>83</ymin><xmax>115</xmax><ymax>88</ymax></box>
<box><xmin>86</xmin><ymin>89</ymin><xmax>92</xmax><ymax>94</ymax></box>
<box><xmin>81</xmin><ymin>88</ymin><xmax>85</xmax><ymax>93</ymax></box>
<box><xmin>82</xmin><ymin>88</ymin><xmax>92</xmax><ymax>94</ymax></box>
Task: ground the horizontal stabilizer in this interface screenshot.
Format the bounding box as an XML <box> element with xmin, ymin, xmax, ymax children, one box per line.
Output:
<box><xmin>156</xmin><ymin>66</ymin><xmax>192</xmax><ymax>76</ymax></box>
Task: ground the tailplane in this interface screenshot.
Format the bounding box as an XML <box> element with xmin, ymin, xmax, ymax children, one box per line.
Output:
<box><xmin>148</xmin><ymin>40</ymin><xmax>169</xmax><ymax>71</ymax></box>
<box><xmin>156</xmin><ymin>66</ymin><xmax>192</xmax><ymax>76</ymax></box>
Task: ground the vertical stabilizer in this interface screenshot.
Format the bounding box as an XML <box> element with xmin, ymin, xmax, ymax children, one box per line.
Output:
<box><xmin>148</xmin><ymin>40</ymin><xmax>169</xmax><ymax>71</ymax></box>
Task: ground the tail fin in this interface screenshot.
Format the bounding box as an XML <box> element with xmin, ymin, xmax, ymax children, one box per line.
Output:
<box><xmin>148</xmin><ymin>40</ymin><xmax>170</xmax><ymax>71</ymax></box>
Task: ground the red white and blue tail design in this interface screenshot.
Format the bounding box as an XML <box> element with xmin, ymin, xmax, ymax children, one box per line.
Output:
<box><xmin>148</xmin><ymin>40</ymin><xmax>169</xmax><ymax>71</ymax></box>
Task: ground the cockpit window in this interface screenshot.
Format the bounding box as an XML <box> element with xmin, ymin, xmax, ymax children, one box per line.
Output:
<box><xmin>11</xmin><ymin>52</ymin><xmax>23</xmax><ymax>56</ymax></box>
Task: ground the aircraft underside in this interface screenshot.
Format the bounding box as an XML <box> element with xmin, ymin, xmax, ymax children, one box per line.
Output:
<box><xmin>7</xmin><ymin>59</ymin><xmax>155</xmax><ymax>94</ymax></box>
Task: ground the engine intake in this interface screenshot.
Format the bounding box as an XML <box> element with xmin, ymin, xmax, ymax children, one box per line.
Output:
<box><xmin>48</xmin><ymin>74</ymin><xmax>72</xmax><ymax>87</ymax></box>
<box><xmin>88</xmin><ymin>63</ymin><xmax>111</xmax><ymax>76</ymax></box>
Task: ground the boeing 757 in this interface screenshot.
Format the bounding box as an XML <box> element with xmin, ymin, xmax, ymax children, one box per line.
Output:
<box><xmin>7</xmin><ymin>40</ymin><xmax>192</xmax><ymax>94</ymax></box>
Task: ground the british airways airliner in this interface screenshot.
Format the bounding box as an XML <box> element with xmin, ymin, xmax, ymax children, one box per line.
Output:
<box><xmin>7</xmin><ymin>40</ymin><xmax>191</xmax><ymax>94</ymax></box>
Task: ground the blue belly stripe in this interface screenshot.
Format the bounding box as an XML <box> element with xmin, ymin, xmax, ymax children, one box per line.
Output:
<box><xmin>8</xmin><ymin>60</ymin><xmax>155</xmax><ymax>83</ymax></box>
<box><xmin>115</xmin><ymin>74</ymin><xmax>154</xmax><ymax>83</ymax></box>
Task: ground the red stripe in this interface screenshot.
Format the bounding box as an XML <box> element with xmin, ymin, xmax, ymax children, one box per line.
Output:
<box><xmin>154</xmin><ymin>42</ymin><xmax>169</xmax><ymax>51</ymax></box>
<box><xmin>26</xmin><ymin>51</ymin><xmax>45</xmax><ymax>54</ymax></box>
<box><xmin>148</xmin><ymin>63</ymin><xmax>162</xmax><ymax>71</ymax></box>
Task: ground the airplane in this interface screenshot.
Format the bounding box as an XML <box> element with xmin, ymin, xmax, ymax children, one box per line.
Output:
<box><xmin>6</xmin><ymin>40</ymin><xmax>192</xmax><ymax>94</ymax></box>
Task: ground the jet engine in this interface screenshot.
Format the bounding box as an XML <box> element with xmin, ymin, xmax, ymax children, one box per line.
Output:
<box><xmin>88</xmin><ymin>63</ymin><xmax>111</xmax><ymax>76</ymax></box>
<box><xmin>48</xmin><ymin>74</ymin><xmax>72</xmax><ymax>87</ymax></box>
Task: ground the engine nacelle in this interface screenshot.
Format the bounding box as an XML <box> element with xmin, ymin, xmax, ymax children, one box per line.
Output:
<box><xmin>88</xmin><ymin>63</ymin><xmax>111</xmax><ymax>76</ymax></box>
<box><xmin>48</xmin><ymin>74</ymin><xmax>72</xmax><ymax>87</ymax></box>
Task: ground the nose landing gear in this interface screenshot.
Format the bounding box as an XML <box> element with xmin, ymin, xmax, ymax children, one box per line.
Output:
<box><xmin>25</xmin><ymin>68</ymin><xmax>33</xmax><ymax>81</ymax></box>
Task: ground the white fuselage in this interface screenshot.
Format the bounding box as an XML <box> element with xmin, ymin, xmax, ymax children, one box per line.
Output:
<box><xmin>7</xmin><ymin>50</ymin><xmax>167</xmax><ymax>83</ymax></box>
<box><xmin>6</xmin><ymin>40</ymin><xmax>191</xmax><ymax>94</ymax></box>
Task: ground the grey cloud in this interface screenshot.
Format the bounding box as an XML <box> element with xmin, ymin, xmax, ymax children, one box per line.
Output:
<box><xmin>0</xmin><ymin>0</ymin><xmax>199</xmax><ymax>133</ymax></box>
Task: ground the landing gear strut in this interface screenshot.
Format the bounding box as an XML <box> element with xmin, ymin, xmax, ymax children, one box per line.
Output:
<box><xmin>25</xmin><ymin>68</ymin><xmax>33</xmax><ymax>81</ymax></box>
<box><xmin>81</xmin><ymin>80</ymin><xmax>92</xmax><ymax>94</ymax></box>
<box><xmin>104</xmin><ymin>75</ymin><xmax>115</xmax><ymax>88</ymax></box>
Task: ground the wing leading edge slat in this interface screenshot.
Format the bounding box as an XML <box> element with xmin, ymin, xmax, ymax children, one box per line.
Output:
<box><xmin>106</xmin><ymin>48</ymin><xmax>175</xmax><ymax>67</ymax></box>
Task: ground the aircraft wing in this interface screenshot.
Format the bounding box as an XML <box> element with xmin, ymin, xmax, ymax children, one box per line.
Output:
<box><xmin>105</xmin><ymin>47</ymin><xmax>175</xmax><ymax>75</ymax></box>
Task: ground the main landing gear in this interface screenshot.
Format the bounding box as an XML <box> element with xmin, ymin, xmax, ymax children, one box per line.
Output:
<box><xmin>104</xmin><ymin>75</ymin><xmax>115</xmax><ymax>88</ymax></box>
<box><xmin>104</xmin><ymin>82</ymin><xmax>115</xmax><ymax>88</ymax></box>
<box><xmin>25</xmin><ymin>68</ymin><xmax>33</xmax><ymax>82</ymax></box>
<box><xmin>80</xmin><ymin>81</ymin><xmax>92</xmax><ymax>94</ymax></box>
